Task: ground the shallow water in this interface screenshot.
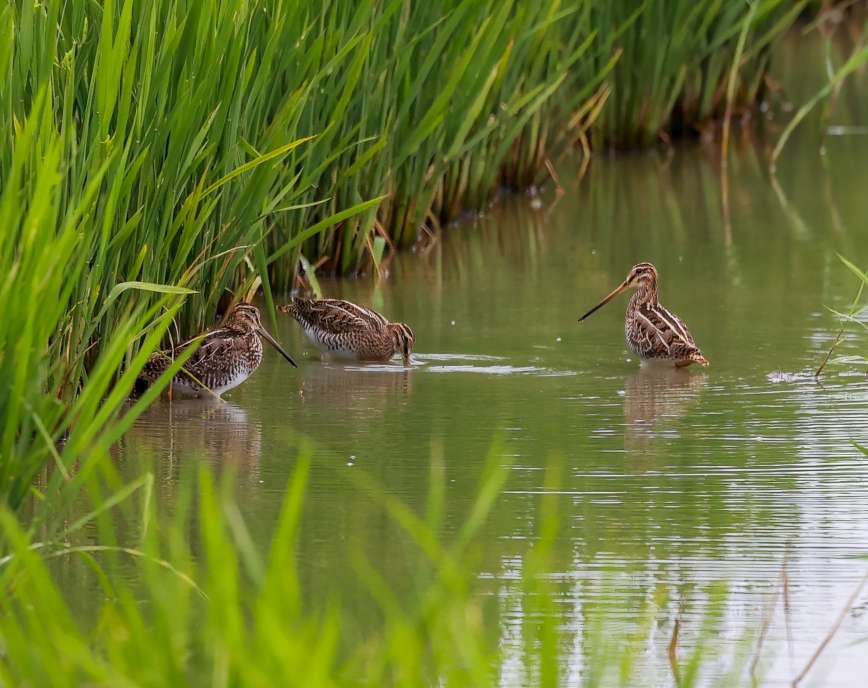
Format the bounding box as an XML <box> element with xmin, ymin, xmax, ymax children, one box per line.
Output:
<box><xmin>100</xmin><ymin>34</ymin><xmax>868</xmax><ymax>686</ymax></box>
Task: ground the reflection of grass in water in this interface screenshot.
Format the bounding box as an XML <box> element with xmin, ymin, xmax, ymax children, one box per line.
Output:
<box><xmin>0</xmin><ymin>442</ymin><xmax>781</xmax><ymax>686</ymax></box>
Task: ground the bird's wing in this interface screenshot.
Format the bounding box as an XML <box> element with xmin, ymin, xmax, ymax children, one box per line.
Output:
<box><xmin>293</xmin><ymin>298</ymin><xmax>389</xmax><ymax>334</ymax></box>
<box><xmin>140</xmin><ymin>329</ymin><xmax>236</xmax><ymax>381</ymax></box>
<box><xmin>632</xmin><ymin>304</ymin><xmax>702</xmax><ymax>359</ymax></box>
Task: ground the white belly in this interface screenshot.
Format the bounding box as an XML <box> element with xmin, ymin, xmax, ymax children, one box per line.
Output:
<box><xmin>302</xmin><ymin>325</ymin><xmax>360</xmax><ymax>360</ymax></box>
<box><xmin>170</xmin><ymin>369</ymin><xmax>252</xmax><ymax>397</ymax></box>
<box><xmin>211</xmin><ymin>371</ymin><xmax>252</xmax><ymax>395</ymax></box>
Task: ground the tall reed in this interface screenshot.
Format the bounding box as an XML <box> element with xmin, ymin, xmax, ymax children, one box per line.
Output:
<box><xmin>590</xmin><ymin>0</ymin><xmax>808</xmax><ymax>148</ymax></box>
<box><xmin>2</xmin><ymin>1</ymin><xmax>805</xmax><ymax>284</ymax></box>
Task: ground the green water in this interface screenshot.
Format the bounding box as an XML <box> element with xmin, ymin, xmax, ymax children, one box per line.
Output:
<box><xmin>102</xmin><ymin>35</ymin><xmax>868</xmax><ymax>686</ymax></box>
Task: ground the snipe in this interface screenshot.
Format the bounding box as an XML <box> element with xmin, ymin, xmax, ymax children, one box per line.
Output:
<box><xmin>578</xmin><ymin>262</ymin><xmax>709</xmax><ymax>368</ymax></box>
<box><xmin>280</xmin><ymin>298</ymin><xmax>415</xmax><ymax>366</ymax></box>
<box><xmin>135</xmin><ymin>303</ymin><xmax>297</xmax><ymax>397</ymax></box>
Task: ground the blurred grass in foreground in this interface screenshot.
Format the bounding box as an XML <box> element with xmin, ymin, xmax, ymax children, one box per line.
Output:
<box><xmin>0</xmin><ymin>442</ymin><xmax>761</xmax><ymax>687</ymax></box>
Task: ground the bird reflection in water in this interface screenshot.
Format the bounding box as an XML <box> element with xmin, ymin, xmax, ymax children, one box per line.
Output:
<box><xmin>118</xmin><ymin>398</ymin><xmax>262</xmax><ymax>484</ymax></box>
<box><xmin>623</xmin><ymin>367</ymin><xmax>707</xmax><ymax>455</ymax></box>
<box><xmin>298</xmin><ymin>362</ymin><xmax>413</xmax><ymax>419</ymax></box>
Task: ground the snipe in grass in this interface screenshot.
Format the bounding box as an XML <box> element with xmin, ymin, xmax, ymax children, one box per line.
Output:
<box><xmin>135</xmin><ymin>303</ymin><xmax>297</xmax><ymax>397</ymax></box>
<box><xmin>280</xmin><ymin>298</ymin><xmax>415</xmax><ymax>366</ymax></box>
<box><xmin>578</xmin><ymin>262</ymin><xmax>709</xmax><ymax>368</ymax></box>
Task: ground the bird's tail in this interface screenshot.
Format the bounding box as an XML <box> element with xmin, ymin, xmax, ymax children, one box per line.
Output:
<box><xmin>131</xmin><ymin>376</ymin><xmax>151</xmax><ymax>398</ymax></box>
<box><xmin>691</xmin><ymin>352</ymin><xmax>710</xmax><ymax>367</ymax></box>
<box><xmin>277</xmin><ymin>298</ymin><xmax>303</xmax><ymax>319</ymax></box>
<box><xmin>131</xmin><ymin>353</ymin><xmax>170</xmax><ymax>398</ymax></box>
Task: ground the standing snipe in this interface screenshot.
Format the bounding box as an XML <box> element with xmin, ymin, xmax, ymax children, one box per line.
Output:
<box><xmin>578</xmin><ymin>262</ymin><xmax>709</xmax><ymax>368</ymax></box>
<box><xmin>280</xmin><ymin>298</ymin><xmax>415</xmax><ymax>366</ymax></box>
<box><xmin>135</xmin><ymin>303</ymin><xmax>297</xmax><ymax>397</ymax></box>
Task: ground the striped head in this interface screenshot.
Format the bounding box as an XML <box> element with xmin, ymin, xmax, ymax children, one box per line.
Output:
<box><xmin>226</xmin><ymin>303</ymin><xmax>265</xmax><ymax>332</ymax></box>
<box><xmin>389</xmin><ymin>323</ymin><xmax>415</xmax><ymax>366</ymax></box>
<box><xmin>226</xmin><ymin>303</ymin><xmax>297</xmax><ymax>368</ymax></box>
<box><xmin>624</xmin><ymin>262</ymin><xmax>658</xmax><ymax>290</ymax></box>
<box><xmin>579</xmin><ymin>262</ymin><xmax>660</xmax><ymax>322</ymax></box>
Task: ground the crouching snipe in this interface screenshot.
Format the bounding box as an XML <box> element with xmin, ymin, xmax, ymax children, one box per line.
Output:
<box><xmin>280</xmin><ymin>298</ymin><xmax>415</xmax><ymax>366</ymax></box>
<box><xmin>135</xmin><ymin>304</ymin><xmax>297</xmax><ymax>397</ymax></box>
<box><xmin>578</xmin><ymin>262</ymin><xmax>708</xmax><ymax>368</ymax></box>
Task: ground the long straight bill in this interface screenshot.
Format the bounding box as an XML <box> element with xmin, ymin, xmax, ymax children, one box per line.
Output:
<box><xmin>258</xmin><ymin>326</ymin><xmax>298</xmax><ymax>367</ymax></box>
<box><xmin>578</xmin><ymin>281</ymin><xmax>628</xmax><ymax>322</ymax></box>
